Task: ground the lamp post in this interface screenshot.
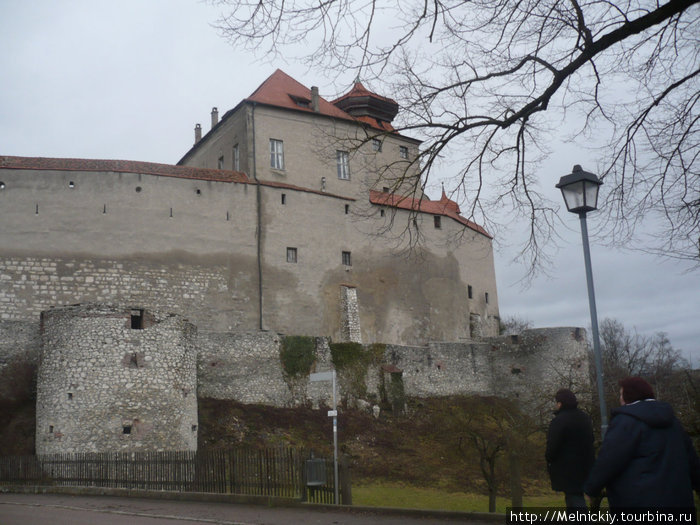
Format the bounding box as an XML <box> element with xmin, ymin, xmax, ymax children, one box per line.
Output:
<box><xmin>556</xmin><ymin>165</ymin><xmax>608</xmax><ymax>436</ymax></box>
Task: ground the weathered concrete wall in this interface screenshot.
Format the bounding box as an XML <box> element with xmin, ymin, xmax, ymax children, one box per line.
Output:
<box><xmin>35</xmin><ymin>304</ymin><xmax>198</xmax><ymax>454</ymax></box>
<box><xmin>0</xmin><ymin>163</ymin><xmax>499</xmax><ymax>346</ymax></box>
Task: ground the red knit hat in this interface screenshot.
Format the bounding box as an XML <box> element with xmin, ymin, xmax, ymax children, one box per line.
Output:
<box><xmin>619</xmin><ymin>377</ymin><xmax>655</xmax><ymax>403</ymax></box>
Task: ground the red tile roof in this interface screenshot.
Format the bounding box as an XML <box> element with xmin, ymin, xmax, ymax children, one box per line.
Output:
<box><xmin>0</xmin><ymin>156</ymin><xmax>249</xmax><ymax>183</ymax></box>
<box><xmin>332</xmin><ymin>81</ymin><xmax>398</xmax><ymax>107</ymax></box>
<box><xmin>369</xmin><ymin>190</ymin><xmax>492</xmax><ymax>238</ymax></box>
<box><xmin>247</xmin><ymin>69</ymin><xmax>353</xmax><ymax>122</ymax></box>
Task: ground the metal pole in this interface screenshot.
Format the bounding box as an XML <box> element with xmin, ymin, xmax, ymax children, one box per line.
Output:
<box><xmin>579</xmin><ymin>213</ymin><xmax>608</xmax><ymax>436</ymax></box>
<box><xmin>332</xmin><ymin>371</ymin><xmax>339</xmax><ymax>505</ymax></box>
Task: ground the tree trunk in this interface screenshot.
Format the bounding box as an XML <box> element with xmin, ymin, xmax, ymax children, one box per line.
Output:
<box><xmin>509</xmin><ymin>449</ymin><xmax>523</xmax><ymax>508</ymax></box>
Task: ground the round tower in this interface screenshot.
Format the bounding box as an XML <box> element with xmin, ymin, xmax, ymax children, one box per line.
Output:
<box><xmin>36</xmin><ymin>304</ymin><xmax>198</xmax><ymax>454</ymax></box>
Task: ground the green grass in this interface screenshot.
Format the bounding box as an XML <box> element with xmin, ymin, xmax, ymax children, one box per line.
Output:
<box><xmin>352</xmin><ymin>483</ymin><xmax>562</xmax><ymax>513</ymax></box>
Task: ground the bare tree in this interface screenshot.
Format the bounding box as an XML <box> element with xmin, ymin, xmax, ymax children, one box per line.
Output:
<box><xmin>211</xmin><ymin>0</ymin><xmax>699</xmax><ymax>274</ymax></box>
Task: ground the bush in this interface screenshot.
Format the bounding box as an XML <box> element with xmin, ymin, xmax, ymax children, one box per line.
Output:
<box><xmin>279</xmin><ymin>335</ymin><xmax>316</xmax><ymax>378</ymax></box>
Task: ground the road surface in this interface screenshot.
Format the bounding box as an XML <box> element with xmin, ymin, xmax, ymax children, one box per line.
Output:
<box><xmin>0</xmin><ymin>492</ymin><xmax>498</xmax><ymax>524</ymax></box>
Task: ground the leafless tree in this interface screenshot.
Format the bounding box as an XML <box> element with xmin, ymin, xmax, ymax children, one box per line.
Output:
<box><xmin>211</xmin><ymin>0</ymin><xmax>699</xmax><ymax>275</ymax></box>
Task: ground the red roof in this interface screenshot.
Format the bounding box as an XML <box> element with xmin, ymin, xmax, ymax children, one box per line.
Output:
<box><xmin>246</xmin><ymin>69</ymin><xmax>352</xmax><ymax>122</ymax></box>
<box><xmin>0</xmin><ymin>156</ymin><xmax>249</xmax><ymax>183</ymax></box>
<box><xmin>332</xmin><ymin>81</ymin><xmax>398</xmax><ymax>107</ymax></box>
<box><xmin>369</xmin><ymin>190</ymin><xmax>492</xmax><ymax>238</ymax></box>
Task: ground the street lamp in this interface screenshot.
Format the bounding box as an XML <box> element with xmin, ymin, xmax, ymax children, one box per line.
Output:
<box><xmin>556</xmin><ymin>165</ymin><xmax>608</xmax><ymax>436</ymax></box>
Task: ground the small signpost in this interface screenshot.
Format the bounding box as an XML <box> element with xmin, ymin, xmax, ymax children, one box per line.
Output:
<box><xmin>309</xmin><ymin>370</ymin><xmax>339</xmax><ymax>504</ymax></box>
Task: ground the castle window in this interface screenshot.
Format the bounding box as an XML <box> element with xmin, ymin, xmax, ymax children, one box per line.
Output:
<box><xmin>123</xmin><ymin>425</ymin><xmax>132</xmax><ymax>435</ymax></box>
<box><xmin>468</xmin><ymin>285</ymin><xmax>473</xmax><ymax>299</ymax></box>
<box><xmin>434</xmin><ymin>216</ymin><xmax>441</xmax><ymax>229</ymax></box>
<box><xmin>218</xmin><ymin>156</ymin><xmax>224</xmax><ymax>169</ymax></box>
<box><xmin>281</xmin><ymin>193</ymin><xmax>286</xmax><ymax>205</ymax></box>
<box><xmin>68</xmin><ymin>393</ymin><xmax>73</xmax><ymax>400</ymax></box>
<box><xmin>192</xmin><ymin>425</ymin><xmax>198</xmax><ymax>432</ymax></box>
<box><xmin>130</xmin><ymin>309</ymin><xmax>144</xmax><ymax>329</ymax></box>
<box><xmin>0</xmin><ymin>182</ymin><xmax>5</xmax><ymax>190</ymax></box>
<box><xmin>49</xmin><ymin>425</ymin><xmax>54</xmax><ymax>433</ymax></box>
<box><xmin>399</xmin><ymin>146</ymin><xmax>409</xmax><ymax>159</ymax></box>
<box><xmin>69</xmin><ymin>181</ymin><xmax>75</xmax><ymax>188</ymax></box>
<box><xmin>485</xmin><ymin>292</ymin><xmax>489</xmax><ymax>304</ymax></box>
<box><xmin>380</xmin><ymin>209</ymin><xmax>385</xmax><ymax>217</ymax></box>
<box><xmin>270</xmin><ymin>139</ymin><xmax>284</xmax><ymax>170</ymax></box>
<box><xmin>233</xmin><ymin>144</ymin><xmax>240</xmax><ymax>171</ymax></box>
<box><xmin>372</xmin><ymin>138</ymin><xmax>382</xmax><ymax>152</ymax></box>
<box><xmin>342</xmin><ymin>251</ymin><xmax>352</xmax><ymax>266</ymax></box>
<box><xmin>286</xmin><ymin>247</ymin><xmax>297</xmax><ymax>263</ymax></box>
<box><xmin>337</xmin><ymin>150</ymin><xmax>350</xmax><ymax>180</ymax></box>
<box><xmin>345</xmin><ymin>204</ymin><xmax>349</xmax><ymax>214</ymax></box>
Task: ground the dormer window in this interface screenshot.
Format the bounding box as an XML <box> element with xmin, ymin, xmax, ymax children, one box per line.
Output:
<box><xmin>289</xmin><ymin>94</ymin><xmax>311</xmax><ymax>108</ymax></box>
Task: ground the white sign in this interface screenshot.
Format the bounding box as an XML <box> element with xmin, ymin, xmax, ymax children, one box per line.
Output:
<box><xmin>327</xmin><ymin>410</ymin><xmax>338</xmax><ymax>417</ymax></box>
<box><xmin>309</xmin><ymin>371</ymin><xmax>334</xmax><ymax>382</ymax></box>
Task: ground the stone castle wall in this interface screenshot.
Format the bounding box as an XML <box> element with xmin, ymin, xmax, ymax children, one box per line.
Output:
<box><xmin>2</xmin><ymin>308</ymin><xmax>589</xmax><ymax>455</ymax></box>
<box><xmin>35</xmin><ymin>304</ymin><xmax>198</xmax><ymax>454</ymax></box>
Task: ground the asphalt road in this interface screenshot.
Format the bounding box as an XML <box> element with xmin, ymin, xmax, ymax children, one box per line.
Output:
<box><xmin>0</xmin><ymin>493</ymin><xmax>498</xmax><ymax>524</ymax></box>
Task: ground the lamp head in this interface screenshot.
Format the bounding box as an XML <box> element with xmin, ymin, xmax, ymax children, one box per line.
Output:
<box><xmin>556</xmin><ymin>165</ymin><xmax>602</xmax><ymax>215</ymax></box>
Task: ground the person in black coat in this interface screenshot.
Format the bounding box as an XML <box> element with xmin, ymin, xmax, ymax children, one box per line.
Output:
<box><xmin>546</xmin><ymin>388</ymin><xmax>595</xmax><ymax>511</ymax></box>
<box><xmin>584</xmin><ymin>377</ymin><xmax>700</xmax><ymax>510</ymax></box>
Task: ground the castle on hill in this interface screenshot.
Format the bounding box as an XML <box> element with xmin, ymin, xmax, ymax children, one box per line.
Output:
<box><xmin>0</xmin><ymin>70</ymin><xmax>588</xmax><ymax>455</ymax></box>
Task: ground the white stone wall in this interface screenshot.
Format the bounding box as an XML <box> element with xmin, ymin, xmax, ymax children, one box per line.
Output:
<box><xmin>35</xmin><ymin>304</ymin><xmax>198</xmax><ymax>454</ymax></box>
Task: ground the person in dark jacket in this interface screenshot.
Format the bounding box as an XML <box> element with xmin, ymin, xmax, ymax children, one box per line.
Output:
<box><xmin>584</xmin><ymin>377</ymin><xmax>700</xmax><ymax>510</ymax></box>
<box><xmin>546</xmin><ymin>388</ymin><xmax>595</xmax><ymax>511</ymax></box>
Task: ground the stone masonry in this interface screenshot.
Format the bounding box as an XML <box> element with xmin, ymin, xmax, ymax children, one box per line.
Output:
<box><xmin>35</xmin><ymin>304</ymin><xmax>198</xmax><ymax>454</ymax></box>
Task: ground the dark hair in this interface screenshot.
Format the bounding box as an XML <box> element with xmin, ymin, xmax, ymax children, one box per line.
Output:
<box><xmin>555</xmin><ymin>388</ymin><xmax>578</xmax><ymax>409</ymax></box>
<box><xmin>619</xmin><ymin>377</ymin><xmax>655</xmax><ymax>403</ymax></box>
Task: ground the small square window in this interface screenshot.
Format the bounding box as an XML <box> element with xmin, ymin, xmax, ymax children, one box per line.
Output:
<box><xmin>399</xmin><ymin>146</ymin><xmax>409</xmax><ymax>159</ymax></box>
<box><xmin>382</xmin><ymin>186</ymin><xmax>390</xmax><ymax>193</ymax></box>
<box><xmin>434</xmin><ymin>216</ymin><xmax>441</xmax><ymax>229</ymax></box>
<box><xmin>130</xmin><ymin>309</ymin><xmax>144</xmax><ymax>329</ymax></box>
<box><xmin>372</xmin><ymin>138</ymin><xmax>382</xmax><ymax>152</ymax></box>
<box><xmin>287</xmin><ymin>247</ymin><xmax>298</xmax><ymax>263</ymax></box>
<box><xmin>218</xmin><ymin>156</ymin><xmax>224</xmax><ymax>169</ymax></box>
<box><xmin>342</xmin><ymin>251</ymin><xmax>352</xmax><ymax>266</ymax></box>
<box><xmin>123</xmin><ymin>425</ymin><xmax>132</xmax><ymax>435</ymax></box>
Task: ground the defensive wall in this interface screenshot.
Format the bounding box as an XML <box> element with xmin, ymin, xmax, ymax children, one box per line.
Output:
<box><xmin>0</xmin><ymin>158</ymin><xmax>500</xmax><ymax>345</ymax></box>
<box><xmin>2</xmin><ymin>305</ymin><xmax>589</xmax><ymax>454</ymax></box>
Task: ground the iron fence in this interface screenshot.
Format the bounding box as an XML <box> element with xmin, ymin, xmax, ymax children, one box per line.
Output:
<box><xmin>0</xmin><ymin>447</ymin><xmax>346</xmax><ymax>502</ymax></box>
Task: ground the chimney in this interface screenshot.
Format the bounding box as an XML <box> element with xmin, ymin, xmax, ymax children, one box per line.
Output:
<box><xmin>311</xmin><ymin>87</ymin><xmax>320</xmax><ymax>113</ymax></box>
<box><xmin>194</xmin><ymin>123</ymin><xmax>202</xmax><ymax>144</ymax></box>
<box><xmin>211</xmin><ymin>107</ymin><xmax>219</xmax><ymax>129</ymax></box>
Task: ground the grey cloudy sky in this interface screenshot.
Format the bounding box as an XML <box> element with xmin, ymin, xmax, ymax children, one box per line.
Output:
<box><xmin>1</xmin><ymin>0</ymin><xmax>698</xmax><ymax>364</ymax></box>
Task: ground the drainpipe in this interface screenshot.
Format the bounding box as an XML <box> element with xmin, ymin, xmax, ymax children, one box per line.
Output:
<box><xmin>251</xmin><ymin>102</ymin><xmax>264</xmax><ymax>330</ymax></box>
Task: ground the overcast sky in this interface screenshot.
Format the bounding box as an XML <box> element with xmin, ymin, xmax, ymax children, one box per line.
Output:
<box><xmin>1</xmin><ymin>0</ymin><xmax>698</xmax><ymax>365</ymax></box>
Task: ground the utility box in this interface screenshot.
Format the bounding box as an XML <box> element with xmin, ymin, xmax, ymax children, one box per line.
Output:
<box><xmin>305</xmin><ymin>458</ymin><xmax>326</xmax><ymax>486</ymax></box>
